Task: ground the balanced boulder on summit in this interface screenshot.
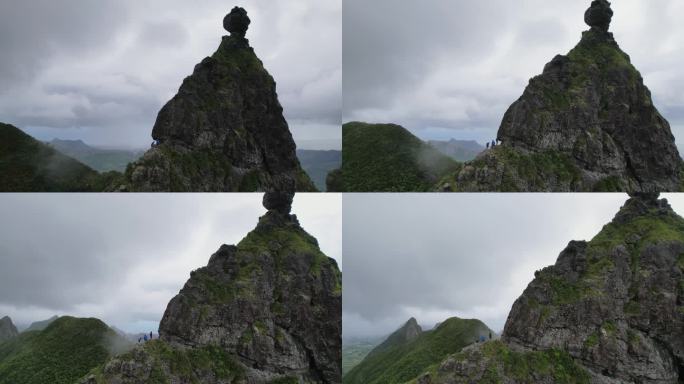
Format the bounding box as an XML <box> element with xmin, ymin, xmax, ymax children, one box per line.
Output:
<box><xmin>121</xmin><ymin>7</ymin><xmax>316</xmax><ymax>192</ymax></box>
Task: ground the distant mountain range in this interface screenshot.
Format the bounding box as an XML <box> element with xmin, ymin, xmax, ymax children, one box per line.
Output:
<box><xmin>0</xmin><ymin>316</ymin><xmax>132</xmax><ymax>384</ymax></box>
<box><xmin>47</xmin><ymin>139</ymin><xmax>145</xmax><ymax>173</ymax></box>
<box><xmin>427</xmin><ymin>139</ymin><xmax>484</xmax><ymax>162</ymax></box>
<box><xmin>343</xmin><ymin>317</ymin><xmax>494</xmax><ymax>384</ymax></box>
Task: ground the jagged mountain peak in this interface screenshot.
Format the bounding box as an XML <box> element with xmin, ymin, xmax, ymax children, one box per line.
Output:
<box><xmin>0</xmin><ymin>316</ymin><xmax>18</xmax><ymax>343</ymax></box>
<box><xmin>121</xmin><ymin>8</ymin><xmax>315</xmax><ymax>192</ymax></box>
<box><xmin>84</xmin><ymin>193</ymin><xmax>341</xmax><ymax>384</ymax></box>
<box><xmin>439</xmin><ymin>0</ymin><xmax>682</xmax><ymax>192</ymax></box>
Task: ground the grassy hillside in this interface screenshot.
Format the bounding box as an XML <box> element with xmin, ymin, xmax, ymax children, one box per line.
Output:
<box><xmin>0</xmin><ymin>123</ymin><xmax>121</xmax><ymax>191</ymax></box>
<box><xmin>342</xmin><ymin>122</ymin><xmax>461</xmax><ymax>191</ymax></box>
<box><xmin>0</xmin><ymin>316</ymin><xmax>132</xmax><ymax>384</ymax></box>
<box><xmin>343</xmin><ymin>317</ymin><xmax>492</xmax><ymax>384</ymax></box>
<box><xmin>342</xmin><ymin>337</ymin><xmax>381</xmax><ymax>377</ymax></box>
<box><xmin>48</xmin><ymin>139</ymin><xmax>144</xmax><ymax>173</ymax></box>
<box><xmin>296</xmin><ymin>149</ymin><xmax>341</xmax><ymax>191</ymax></box>
<box><xmin>23</xmin><ymin>316</ymin><xmax>59</xmax><ymax>333</ymax></box>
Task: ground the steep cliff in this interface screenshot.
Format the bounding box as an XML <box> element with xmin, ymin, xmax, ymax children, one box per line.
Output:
<box><xmin>439</xmin><ymin>0</ymin><xmax>682</xmax><ymax>192</ymax></box>
<box><xmin>83</xmin><ymin>191</ymin><xmax>342</xmax><ymax>383</ymax></box>
<box><xmin>121</xmin><ymin>7</ymin><xmax>316</xmax><ymax>192</ymax></box>
<box><xmin>416</xmin><ymin>193</ymin><xmax>684</xmax><ymax>383</ymax></box>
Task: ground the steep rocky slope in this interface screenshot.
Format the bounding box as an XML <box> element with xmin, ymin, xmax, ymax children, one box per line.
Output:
<box><xmin>0</xmin><ymin>316</ymin><xmax>131</xmax><ymax>384</ymax></box>
<box><xmin>344</xmin><ymin>317</ymin><xmax>492</xmax><ymax>384</ymax></box>
<box><xmin>340</xmin><ymin>122</ymin><xmax>461</xmax><ymax>191</ymax></box>
<box><xmin>121</xmin><ymin>7</ymin><xmax>315</xmax><ymax>192</ymax></box>
<box><xmin>0</xmin><ymin>123</ymin><xmax>119</xmax><ymax>191</ymax></box>
<box><xmin>83</xmin><ymin>191</ymin><xmax>342</xmax><ymax>383</ymax></box>
<box><xmin>0</xmin><ymin>317</ymin><xmax>18</xmax><ymax>343</ymax></box>
<box><xmin>414</xmin><ymin>193</ymin><xmax>684</xmax><ymax>383</ymax></box>
<box><xmin>437</xmin><ymin>0</ymin><xmax>682</xmax><ymax>192</ymax></box>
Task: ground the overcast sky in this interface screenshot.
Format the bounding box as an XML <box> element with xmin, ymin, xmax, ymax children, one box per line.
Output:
<box><xmin>0</xmin><ymin>193</ymin><xmax>341</xmax><ymax>334</ymax></box>
<box><xmin>343</xmin><ymin>0</ymin><xmax>684</xmax><ymax>148</ymax></box>
<box><xmin>343</xmin><ymin>193</ymin><xmax>684</xmax><ymax>340</ymax></box>
<box><xmin>0</xmin><ymin>0</ymin><xmax>341</xmax><ymax>150</ymax></box>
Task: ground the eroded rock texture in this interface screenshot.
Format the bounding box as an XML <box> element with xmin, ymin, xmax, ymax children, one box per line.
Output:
<box><xmin>121</xmin><ymin>8</ymin><xmax>315</xmax><ymax>192</ymax></box>
<box><xmin>82</xmin><ymin>192</ymin><xmax>341</xmax><ymax>384</ymax></box>
<box><xmin>419</xmin><ymin>193</ymin><xmax>684</xmax><ymax>383</ymax></box>
<box><xmin>441</xmin><ymin>1</ymin><xmax>682</xmax><ymax>192</ymax></box>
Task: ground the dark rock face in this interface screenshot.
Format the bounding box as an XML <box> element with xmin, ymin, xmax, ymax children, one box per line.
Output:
<box><xmin>122</xmin><ymin>9</ymin><xmax>316</xmax><ymax>192</ymax></box>
<box><xmin>585</xmin><ymin>0</ymin><xmax>613</xmax><ymax>32</ymax></box>
<box><xmin>502</xmin><ymin>194</ymin><xmax>683</xmax><ymax>383</ymax></box>
<box><xmin>224</xmin><ymin>7</ymin><xmax>250</xmax><ymax>37</ymax></box>
<box><xmin>0</xmin><ymin>316</ymin><xmax>18</xmax><ymax>343</ymax></box>
<box><xmin>86</xmin><ymin>195</ymin><xmax>342</xmax><ymax>383</ymax></box>
<box><xmin>262</xmin><ymin>188</ymin><xmax>295</xmax><ymax>215</ymax></box>
<box><xmin>422</xmin><ymin>194</ymin><xmax>684</xmax><ymax>383</ymax></box>
<box><xmin>441</xmin><ymin>2</ymin><xmax>682</xmax><ymax>192</ymax></box>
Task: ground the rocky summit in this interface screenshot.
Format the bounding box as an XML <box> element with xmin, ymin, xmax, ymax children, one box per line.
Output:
<box><xmin>415</xmin><ymin>193</ymin><xmax>684</xmax><ymax>383</ymax></box>
<box><xmin>121</xmin><ymin>7</ymin><xmax>316</xmax><ymax>192</ymax></box>
<box><xmin>0</xmin><ymin>316</ymin><xmax>18</xmax><ymax>343</ymax></box>
<box><xmin>82</xmin><ymin>191</ymin><xmax>342</xmax><ymax>384</ymax></box>
<box><xmin>440</xmin><ymin>0</ymin><xmax>682</xmax><ymax>192</ymax></box>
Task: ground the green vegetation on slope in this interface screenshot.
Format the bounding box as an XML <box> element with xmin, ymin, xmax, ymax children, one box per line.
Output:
<box><xmin>23</xmin><ymin>316</ymin><xmax>59</xmax><ymax>333</ymax></box>
<box><xmin>342</xmin><ymin>338</ymin><xmax>381</xmax><ymax>376</ymax></box>
<box><xmin>0</xmin><ymin>123</ymin><xmax>122</xmax><ymax>191</ymax></box>
<box><xmin>343</xmin><ymin>318</ymin><xmax>491</xmax><ymax>384</ymax></box>
<box><xmin>0</xmin><ymin>316</ymin><xmax>131</xmax><ymax>384</ymax></box>
<box><xmin>423</xmin><ymin>340</ymin><xmax>590</xmax><ymax>384</ymax></box>
<box><xmin>342</xmin><ymin>122</ymin><xmax>461</xmax><ymax>191</ymax></box>
<box><xmin>535</xmin><ymin>201</ymin><xmax>684</xmax><ymax>306</ymax></box>
<box><xmin>85</xmin><ymin>339</ymin><xmax>246</xmax><ymax>384</ymax></box>
<box><xmin>436</xmin><ymin>146</ymin><xmax>583</xmax><ymax>192</ymax></box>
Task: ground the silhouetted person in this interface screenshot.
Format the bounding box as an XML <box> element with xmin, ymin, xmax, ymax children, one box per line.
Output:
<box><xmin>143</xmin><ymin>334</ymin><xmax>148</xmax><ymax>342</ymax></box>
<box><xmin>486</xmin><ymin>142</ymin><xmax>490</xmax><ymax>149</ymax></box>
<box><xmin>150</xmin><ymin>331</ymin><xmax>153</xmax><ymax>340</ymax></box>
<box><xmin>489</xmin><ymin>332</ymin><xmax>492</xmax><ymax>340</ymax></box>
<box><xmin>491</xmin><ymin>140</ymin><xmax>496</xmax><ymax>148</ymax></box>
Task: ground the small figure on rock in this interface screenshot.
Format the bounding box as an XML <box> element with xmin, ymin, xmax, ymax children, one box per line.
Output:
<box><xmin>486</xmin><ymin>142</ymin><xmax>490</xmax><ymax>149</ymax></box>
<box><xmin>224</xmin><ymin>6</ymin><xmax>251</xmax><ymax>38</ymax></box>
<box><xmin>584</xmin><ymin>0</ymin><xmax>613</xmax><ymax>33</ymax></box>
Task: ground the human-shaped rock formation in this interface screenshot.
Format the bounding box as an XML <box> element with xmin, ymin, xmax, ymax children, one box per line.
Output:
<box><xmin>223</xmin><ymin>6</ymin><xmax>250</xmax><ymax>38</ymax></box>
<box><xmin>584</xmin><ymin>0</ymin><xmax>613</xmax><ymax>32</ymax></box>
<box><xmin>121</xmin><ymin>7</ymin><xmax>315</xmax><ymax>192</ymax></box>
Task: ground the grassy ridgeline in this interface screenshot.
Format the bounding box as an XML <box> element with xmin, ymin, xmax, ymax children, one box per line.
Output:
<box><xmin>341</xmin><ymin>122</ymin><xmax>461</xmax><ymax>192</ymax></box>
<box><xmin>0</xmin><ymin>316</ymin><xmax>132</xmax><ymax>384</ymax></box>
<box><xmin>343</xmin><ymin>317</ymin><xmax>492</xmax><ymax>384</ymax></box>
<box><xmin>0</xmin><ymin>123</ymin><xmax>121</xmax><ymax>191</ymax></box>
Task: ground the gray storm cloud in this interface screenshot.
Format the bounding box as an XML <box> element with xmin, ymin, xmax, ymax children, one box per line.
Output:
<box><xmin>0</xmin><ymin>194</ymin><xmax>341</xmax><ymax>333</ymax></box>
<box><xmin>343</xmin><ymin>0</ymin><xmax>684</xmax><ymax>146</ymax></box>
<box><xmin>342</xmin><ymin>193</ymin><xmax>684</xmax><ymax>339</ymax></box>
<box><xmin>0</xmin><ymin>0</ymin><xmax>341</xmax><ymax>149</ymax></box>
